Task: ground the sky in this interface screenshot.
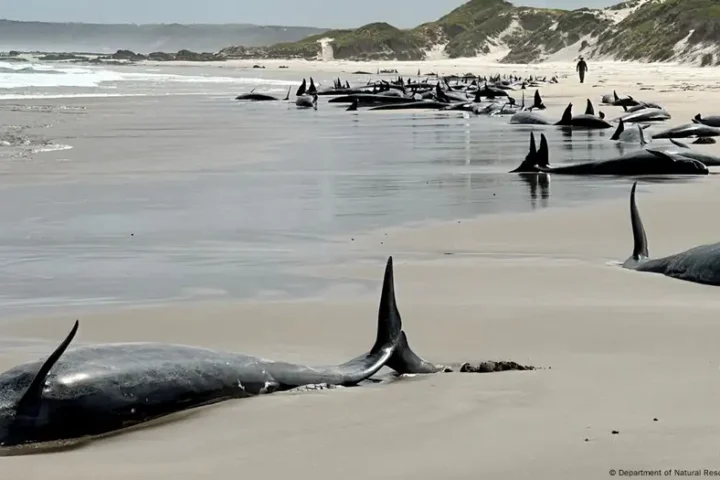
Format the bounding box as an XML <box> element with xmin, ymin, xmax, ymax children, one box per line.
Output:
<box><xmin>4</xmin><ymin>0</ymin><xmax>620</xmax><ymax>28</ymax></box>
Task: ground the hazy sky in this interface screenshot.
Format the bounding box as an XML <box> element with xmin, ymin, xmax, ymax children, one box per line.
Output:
<box><xmin>4</xmin><ymin>0</ymin><xmax>619</xmax><ymax>28</ymax></box>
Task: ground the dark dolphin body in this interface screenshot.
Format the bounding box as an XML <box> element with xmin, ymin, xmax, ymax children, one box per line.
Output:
<box><xmin>509</xmin><ymin>111</ymin><xmax>552</xmax><ymax>124</ymax></box>
<box><xmin>296</xmin><ymin>94</ymin><xmax>318</xmax><ymax>110</ymax></box>
<box><xmin>370</xmin><ymin>101</ymin><xmax>450</xmax><ymax>111</ymax></box>
<box><xmin>329</xmin><ymin>94</ymin><xmax>412</xmax><ymax>106</ymax></box>
<box><xmin>511</xmin><ymin>132</ymin><xmax>708</xmax><ymax>176</ymax></box>
<box><xmin>693</xmin><ymin>114</ymin><xmax>720</xmax><ymax>128</ymax></box>
<box><xmin>622</xmin><ymin>183</ymin><xmax>720</xmax><ymax>286</ymax></box>
<box><xmin>652</xmin><ymin>123</ymin><xmax>720</xmax><ymax>139</ymax></box>
<box><xmin>555</xmin><ymin>103</ymin><xmax>613</xmax><ymax>129</ymax></box>
<box><xmin>236</xmin><ymin>87</ymin><xmax>291</xmax><ymax>102</ymax></box>
<box><xmin>0</xmin><ymin>258</ymin><xmax>445</xmax><ymax>449</ymax></box>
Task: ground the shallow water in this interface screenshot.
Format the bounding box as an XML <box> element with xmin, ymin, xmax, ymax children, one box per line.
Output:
<box><xmin>0</xmin><ymin>61</ymin><xmax>704</xmax><ymax>315</ymax></box>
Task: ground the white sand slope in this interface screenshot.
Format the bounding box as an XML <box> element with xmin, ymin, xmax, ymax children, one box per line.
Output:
<box><xmin>2</xmin><ymin>60</ymin><xmax>720</xmax><ymax>478</ymax></box>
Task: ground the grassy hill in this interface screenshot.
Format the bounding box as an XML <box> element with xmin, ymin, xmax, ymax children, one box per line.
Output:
<box><xmin>221</xmin><ymin>0</ymin><xmax>720</xmax><ymax>66</ymax></box>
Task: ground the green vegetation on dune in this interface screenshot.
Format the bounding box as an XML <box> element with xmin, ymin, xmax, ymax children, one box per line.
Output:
<box><xmin>220</xmin><ymin>0</ymin><xmax>720</xmax><ymax>65</ymax></box>
<box><xmin>595</xmin><ymin>0</ymin><xmax>720</xmax><ymax>62</ymax></box>
<box><xmin>503</xmin><ymin>9</ymin><xmax>611</xmax><ymax>63</ymax></box>
<box><xmin>330</xmin><ymin>23</ymin><xmax>427</xmax><ymax>60</ymax></box>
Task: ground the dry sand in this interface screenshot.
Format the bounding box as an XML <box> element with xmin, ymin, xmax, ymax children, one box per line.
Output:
<box><xmin>3</xmin><ymin>60</ymin><xmax>720</xmax><ymax>479</ymax></box>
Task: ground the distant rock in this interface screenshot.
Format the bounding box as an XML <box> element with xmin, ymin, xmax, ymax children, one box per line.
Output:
<box><xmin>147</xmin><ymin>52</ymin><xmax>175</xmax><ymax>61</ymax></box>
<box><xmin>111</xmin><ymin>49</ymin><xmax>146</xmax><ymax>61</ymax></box>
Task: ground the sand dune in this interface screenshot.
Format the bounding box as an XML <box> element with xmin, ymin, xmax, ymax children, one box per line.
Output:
<box><xmin>3</xmin><ymin>60</ymin><xmax>720</xmax><ymax>479</ymax></box>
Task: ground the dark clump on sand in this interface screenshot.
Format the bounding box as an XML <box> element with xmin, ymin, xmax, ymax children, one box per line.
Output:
<box><xmin>459</xmin><ymin>361</ymin><xmax>535</xmax><ymax>373</ymax></box>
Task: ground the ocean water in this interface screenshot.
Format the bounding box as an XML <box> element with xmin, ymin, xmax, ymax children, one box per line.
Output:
<box><xmin>0</xmin><ymin>60</ymin><xmax>702</xmax><ymax>316</ymax></box>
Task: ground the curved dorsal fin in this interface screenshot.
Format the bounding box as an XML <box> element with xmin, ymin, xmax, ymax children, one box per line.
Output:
<box><xmin>585</xmin><ymin>98</ymin><xmax>595</xmax><ymax>116</ymax></box>
<box><xmin>537</xmin><ymin>134</ymin><xmax>550</xmax><ymax>168</ymax></box>
<box><xmin>629</xmin><ymin>182</ymin><xmax>649</xmax><ymax>261</ymax></box>
<box><xmin>18</xmin><ymin>320</ymin><xmax>79</xmax><ymax>410</ymax></box>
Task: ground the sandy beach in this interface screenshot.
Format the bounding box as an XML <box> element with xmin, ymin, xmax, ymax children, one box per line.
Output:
<box><xmin>2</xmin><ymin>59</ymin><xmax>720</xmax><ymax>478</ymax></box>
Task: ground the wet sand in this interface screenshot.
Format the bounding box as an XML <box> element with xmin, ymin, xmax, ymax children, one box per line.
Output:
<box><xmin>2</xmin><ymin>61</ymin><xmax>720</xmax><ymax>478</ymax></box>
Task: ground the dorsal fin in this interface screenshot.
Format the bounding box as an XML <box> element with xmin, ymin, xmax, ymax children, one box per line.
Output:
<box><xmin>284</xmin><ymin>86</ymin><xmax>291</xmax><ymax>101</ymax></box>
<box><xmin>556</xmin><ymin>103</ymin><xmax>572</xmax><ymax>125</ymax></box>
<box><xmin>629</xmin><ymin>182</ymin><xmax>649</xmax><ymax>261</ymax></box>
<box><xmin>599</xmin><ymin>111</ymin><xmax>606</xmax><ymax>120</ymax></box>
<box><xmin>296</xmin><ymin>79</ymin><xmax>306</xmax><ymax>97</ymax></box>
<box><xmin>537</xmin><ymin>134</ymin><xmax>550</xmax><ymax>168</ymax></box>
<box><xmin>509</xmin><ymin>132</ymin><xmax>539</xmax><ymax>173</ymax></box>
<box><xmin>611</xmin><ymin>118</ymin><xmax>625</xmax><ymax>140</ymax></box>
<box><xmin>18</xmin><ymin>320</ymin><xmax>79</xmax><ymax>410</ymax></box>
<box><xmin>693</xmin><ymin>113</ymin><xmax>702</xmax><ymax>124</ymax></box>
<box><xmin>585</xmin><ymin>99</ymin><xmax>595</xmax><ymax>116</ymax></box>
<box><xmin>533</xmin><ymin>89</ymin><xmax>545</xmax><ymax>109</ymax></box>
<box><xmin>613</xmin><ymin>90</ymin><xmax>619</xmax><ymax>102</ymax></box>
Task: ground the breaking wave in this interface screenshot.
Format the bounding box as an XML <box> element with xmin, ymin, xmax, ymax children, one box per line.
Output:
<box><xmin>0</xmin><ymin>61</ymin><xmax>298</xmax><ymax>91</ymax></box>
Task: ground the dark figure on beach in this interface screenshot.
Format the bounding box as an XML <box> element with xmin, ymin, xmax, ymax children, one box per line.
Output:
<box><xmin>576</xmin><ymin>57</ymin><xmax>588</xmax><ymax>84</ymax></box>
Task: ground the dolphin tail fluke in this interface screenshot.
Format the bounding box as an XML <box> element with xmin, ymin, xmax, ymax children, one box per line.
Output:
<box><xmin>17</xmin><ymin>320</ymin><xmax>80</xmax><ymax>412</ymax></box>
<box><xmin>296</xmin><ymin>79</ymin><xmax>307</xmax><ymax>97</ymax></box>
<box><xmin>611</xmin><ymin>118</ymin><xmax>625</xmax><ymax>140</ymax></box>
<box><xmin>284</xmin><ymin>86</ymin><xmax>291</xmax><ymax>101</ymax></box>
<box><xmin>510</xmin><ymin>132</ymin><xmax>540</xmax><ymax>173</ymax></box>
<box><xmin>693</xmin><ymin>113</ymin><xmax>702</xmax><ymax>124</ymax></box>
<box><xmin>623</xmin><ymin>182</ymin><xmax>649</xmax><ymax>269</ymax></box>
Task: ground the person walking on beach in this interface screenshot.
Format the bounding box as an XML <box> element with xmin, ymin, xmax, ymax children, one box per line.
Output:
<box><xmin>576</xmin><ymin>56</ymin><xmax>588</xmax><ymax>84</ymax></box>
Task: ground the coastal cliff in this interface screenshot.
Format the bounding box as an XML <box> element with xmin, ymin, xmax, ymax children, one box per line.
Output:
<box><xmin>220</xmin><ymin>0</ymin><xmax>720</xmax><ymax>66</ymax></box>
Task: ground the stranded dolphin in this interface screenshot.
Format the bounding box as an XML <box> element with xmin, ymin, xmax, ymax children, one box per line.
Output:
<box><xmin>622</xmin><ymin>183</ymin><xmax>720</xmax><ymax>286</ymax></box>
<box><xmin>0</xmin><ymin>257</ymin><xmax>420</xmax><ymax>448</ymax></box>
<box><xmin>236</xmin><ymin>87</ymin><xmax>291</xmax><ymax>102</ymax></box>
<box><xmin>511</xmin><ymin>132</ymin><xmax>708</xmax><ymax>176</ymax></box>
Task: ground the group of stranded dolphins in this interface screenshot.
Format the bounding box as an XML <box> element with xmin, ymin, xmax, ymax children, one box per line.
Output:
<box><xmin>2</xmin><ymin>74</ymin><xmax>720</xmax><ymax>453</ymax></box>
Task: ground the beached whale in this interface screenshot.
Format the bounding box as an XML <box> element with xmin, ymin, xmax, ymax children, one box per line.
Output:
<box><xmin>511</xmin><ymin>101</ymin><xmax>611</xmax><ymax>128</ymax></box>
<box><xmin>622</xmin><ymin>183</ymin><xmax>720</xmax><ymax>286</ymax></box>
<box><xmin>651</xmin><ymin>123</ymin><xmax>720</xmax><ymax>139</ymax></box>
<box><xmin>235</xmin><ymin>87</ymin><xmax>291</xmax><ymax>102</ymax></box>
<box><xmin>555</xmin><ymin>102</ymin><xmax>613</xmax><ymax>129</ymax></box>
<box><xmin>296</xmin><ymin>94</ymin><xmax>318</xmax><ymax>110</ymax></box>
<box><xmin>692</xmin><ymin>114</ymin><xmax>720</xmax><ymax>128</ymax></box>
<box><xmin>510</xmin><ymin>132</ymin><xmax>708</xmax><ymax>176</ymax></box>
<box><xmin>0</xmin><ymin>258</ymin><xmax>437</xmax><ymax>448</ymax></box>
<box><xmin>613</xmin><ymin>107</ymin><xmax>671</xmax><ymax>123</ymax></box>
